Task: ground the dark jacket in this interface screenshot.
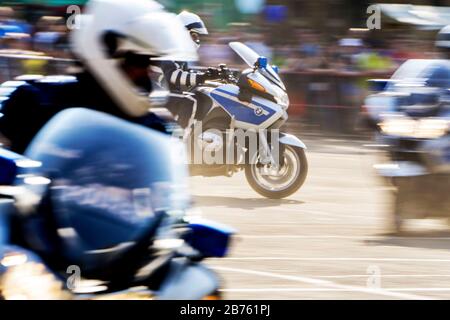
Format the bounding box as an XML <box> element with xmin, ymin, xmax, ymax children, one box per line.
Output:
<box><xmin>0</xmin><ymin>71</ymin><xmax>170</xmax><ymax>153</ymax></box>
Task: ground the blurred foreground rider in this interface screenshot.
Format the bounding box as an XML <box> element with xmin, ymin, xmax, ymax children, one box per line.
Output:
<box><xmin>155</xmin><ymin>11</ymin><xmax>220</xmax><ymax>128</ymax></box>
<box><xmin>430</xmin><ymin>25</ymin><xmax>450</xmax><ymax>103</ymax></box>
<box><xmin>436</xmin><ymin>25</ymin><xmax>450</xmax><ymax>60</ymax></box>
<box><xmin>0</xmin><ymin>0</ymin><xmax>197</xmax><ymax>153</ymax></box>
<box><xmin>386</xmin><ymin>25</ymin><xmax>450</xmax><ymax>101</ymax></box>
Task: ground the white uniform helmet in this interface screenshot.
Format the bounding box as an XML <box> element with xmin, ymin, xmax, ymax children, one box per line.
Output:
<box><xmin>177</xmin><ymin>11</ymin><xmax>208</xmax><ymax>48</ymax></box>
<box><xmin>71</xmin><ymin>0</ymin><xmax>197</xmax><ymax>117</ymax></box>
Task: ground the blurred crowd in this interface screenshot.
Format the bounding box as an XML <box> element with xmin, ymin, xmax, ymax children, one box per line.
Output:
<box><xmin>199</xmin><ymin>26</ymin><xmax>440</xmax><ymax>74</ymax></box>
<box><xmin>0</xmin><ymin>4</ymin><xmax>445</xmax><ymax>134</ymax></box>
<box><xmin>0</xmin><ymin>5</ymin><xmax>71</xmax><ymax>77</ymax></box>
<box><xmin>0</xmin><ymin>5</ymin><xmax>441</xmax><ymax>74</ymax></box>
<box><xmin>0</xmin><ymin>6</ymin><xmax>70</xmax><ymax>57</ymax></box>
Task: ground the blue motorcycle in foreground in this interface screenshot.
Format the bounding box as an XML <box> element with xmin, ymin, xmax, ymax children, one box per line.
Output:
<box><xmin>0</xmin><ymin>108</ymin><xmax>233</xmax><ymax>299</ymax></box>
<box><xmin>363</xmin><ymin>59</ymin><xmax>450</xmax><ymax>232</ymax></box>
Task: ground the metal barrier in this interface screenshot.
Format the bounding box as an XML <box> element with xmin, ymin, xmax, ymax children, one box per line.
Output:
<box><xmin>283</xmin><ymin>69</ymin><xmax>393</xmax><ymax>135</ymax></box>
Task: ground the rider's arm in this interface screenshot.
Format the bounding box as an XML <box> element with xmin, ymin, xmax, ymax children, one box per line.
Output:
<box><xmin>157</xmin><ymin>61</ymin><xmax>215</xmax><ymax>91</ymax></box>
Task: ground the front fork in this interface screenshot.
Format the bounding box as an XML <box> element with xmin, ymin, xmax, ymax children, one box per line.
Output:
<box><xmin>228</xmin><ymin>127</ymin><xmax>285</xmax><ymax>169</ymax></box>
<box><xmin>258</xmin><ymin>130</ymin><xmax>285</xmax><ymax>169</ymax></box>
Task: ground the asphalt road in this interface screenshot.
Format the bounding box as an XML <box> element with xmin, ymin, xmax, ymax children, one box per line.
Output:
<box><xmin>190</xmin><ymin>137</ymin><xmax>450</xmax><ymax>300</ymax></box>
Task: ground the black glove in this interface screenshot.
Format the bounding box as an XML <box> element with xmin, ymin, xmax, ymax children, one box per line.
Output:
<box><xmin>197</xmin><ymin>68</ymin><xmax>221</xmax><ymax>83</ymax></box>
<box><xmin>205</xmin><ymin>67</ymin><xmax>221</xmax><ymax>79</ymax></box>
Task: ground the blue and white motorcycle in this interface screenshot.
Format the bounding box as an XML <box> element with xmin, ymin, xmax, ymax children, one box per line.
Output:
<box><xmin>363</xmin><ymin>59</ymin><xmax>450</xmax><ymax>232</ymax></box>
<box><xmin>182</xmin><ymin>42</ymin><xmax>308</xmax><ymax>199</ymax></box>
<box><xmin>0</xmin><ymin>108</ymin><xmax>234</xmax><ymax>300</ymax></box>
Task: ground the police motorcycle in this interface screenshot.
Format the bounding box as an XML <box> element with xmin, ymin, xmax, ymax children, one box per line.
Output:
<box><xmin>0</xmin><ymin>0</ymin><xmax>234</xmax><ymax>299</ymax></box>
<box><xmin>363</xmin><ymin>58</ymin><xmax>450</xmax><ymax>232</ymax></box>
<box><xmin>0</xmin><ymin>108</ymin><xmax>233</xmax><ymax>300</ymax></box>
<box><xmin>178</xmin><ymin>42</ymin><xmax>308</xmax><ymax>199</ymax></box>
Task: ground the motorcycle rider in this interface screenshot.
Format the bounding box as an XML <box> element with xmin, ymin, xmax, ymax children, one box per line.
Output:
<box><xmin>436</xmin><ymin>25</ymin><xmax>450</xmax><ymax>59</ymax></box>
<box><xmin>428</xmin><ymin>25</ymin><xmax>450</xmax><ymax>103</ymax></box>
<box><xmin>155</xmin><ymin>11</ymin><xmax>221</xmax><ymax>128</ymax></box>
<box><xmin>384</xmin><ymin>25</ymin><xmax>450</xmax><ymax>102</ymax></box>
<box><xmin>0</xmin><ymin>0</ymin><xmax>197</xmax><ymax>153</ymax></box>
<box><xmin>0</xmin><ymin>0</ymin><xmax>215</xmax><ymax>296</ymax></box>
<box><xmin>434</xmin><ymin>25</ymin><xmax>450</xmax><ymax>99</ymax></box>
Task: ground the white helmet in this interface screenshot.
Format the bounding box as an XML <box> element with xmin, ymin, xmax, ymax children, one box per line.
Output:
<box><xmin>177</xmin><ymin>11</ymin><xmax>208</xmax><ymax>47</ymax></box>
<box><xmin>71</xmin><ymin>0</ymin><xmax>198</xmax><ymax>117</ymax></box>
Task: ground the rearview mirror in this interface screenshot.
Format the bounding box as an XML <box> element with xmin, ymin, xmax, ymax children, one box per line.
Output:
<box><xmin>272</xmin><ymin>65</ymin><xmax>279</xmax><ymax>74</ymax></box>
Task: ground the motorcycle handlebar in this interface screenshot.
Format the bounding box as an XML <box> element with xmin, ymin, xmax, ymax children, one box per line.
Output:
<box><xmin>205</xmin><ymin>65</ymin><xmax>238</xmax><ymax>83</ymax></box>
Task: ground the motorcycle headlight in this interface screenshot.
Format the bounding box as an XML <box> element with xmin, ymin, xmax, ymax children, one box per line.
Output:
<box><xmin>275</xmin><ymin>91</ymin><xmax>290</xmax><ymax>109</ymax></box>
<box><xmin>380</xmin><ymin>117</ymin><xmax>449</xmax><ymax>139</ymax></box>
<box><xmin>416</xmin><ymin>118</ymin><xmax>449</xmax><ymax>139</ymax></box>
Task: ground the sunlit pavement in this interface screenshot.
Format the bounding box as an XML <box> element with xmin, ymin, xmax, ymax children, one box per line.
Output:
<box><xmin>190</xmin><ymin>137</ymin><xmax>450</xmax><ymax>300</ymax></box>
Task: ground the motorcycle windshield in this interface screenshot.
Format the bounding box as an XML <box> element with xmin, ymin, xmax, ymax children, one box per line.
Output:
<box><xmin>229</xmin><ymin>42</ymin><xmax>260</xmax><ymax>69</ymax></box>
<box><xmin>20</xmin><ymin>108</ymin><xmax>190</xmax><ymax>273</ymax></box>
<box><xmin>229</xmin><ymin>41</ymin><xmax>285</xmax><ymax>90</ymax></box>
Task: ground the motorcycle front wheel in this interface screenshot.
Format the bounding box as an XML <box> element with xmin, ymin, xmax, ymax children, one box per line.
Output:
<box><xmin>245</xmin><ymin>145</ymin><xmax>308</xmax><ymax>199</ymax></box>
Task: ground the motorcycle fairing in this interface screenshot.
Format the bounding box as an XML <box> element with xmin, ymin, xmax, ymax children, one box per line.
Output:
<box><xmin>229</xmin><ymin>41</ymin><xmax>285</xmax><ymax>90</ymax></box>
<box><xmin>209</xmin><ymin>84</ymin><xmax>282</xmax><ymax>128</ymax></box>
<box><xmin>17</xmin><ymin>108</ymin><xmax>190</xmax><ymax>274</ymax></box>
<box><xmin>184</xmin><ymin>218</ymin><xmax>235</xmax><ymax>258</ymax></box>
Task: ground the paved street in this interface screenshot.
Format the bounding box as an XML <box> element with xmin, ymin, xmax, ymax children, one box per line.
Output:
<box><xmin>190</xmin><ymin>137</ymin><xmax>450</xmax><ymax>300</ymax></box>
